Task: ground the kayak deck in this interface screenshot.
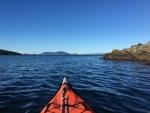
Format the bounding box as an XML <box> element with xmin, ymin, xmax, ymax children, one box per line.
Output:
<box><xmin>41</xmin><ymin>77</ymin><xmax>97</xmax><ymax>113</ymax></box>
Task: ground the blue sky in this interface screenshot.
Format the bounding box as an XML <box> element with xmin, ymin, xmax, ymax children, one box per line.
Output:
<box><xmin>0</xmin><ymin>0</ymin><xmax>150</xmax><ymax>54</ymax></box>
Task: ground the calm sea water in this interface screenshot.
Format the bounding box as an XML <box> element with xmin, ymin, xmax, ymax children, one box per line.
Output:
<box><xmin>0</xmin><ymin>55</ymin><xmax>150</xmax><ymax>113</ymax></box>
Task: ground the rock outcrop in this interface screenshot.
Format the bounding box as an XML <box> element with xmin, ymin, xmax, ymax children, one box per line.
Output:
<box><xmin>101</xmin><ymin>42</ymin><xmax>150</xmax><ymax>62</ymax></box>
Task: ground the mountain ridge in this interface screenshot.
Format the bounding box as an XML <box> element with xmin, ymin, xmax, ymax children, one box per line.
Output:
<box><xmin>39</xmin><ymin>51</ymin><xmax>71</xmax><ymax>55</ymax></box>
<box><xmin>39</xmin><ymin>51</ymin><xmax>104</xmax><ymax>55</ymax></box>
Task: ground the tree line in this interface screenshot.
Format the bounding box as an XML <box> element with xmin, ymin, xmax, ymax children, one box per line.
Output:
<box><xmin>0</xmin><ymin>49</ymin><xmax>22</xmax><ymax>55</ymax></box>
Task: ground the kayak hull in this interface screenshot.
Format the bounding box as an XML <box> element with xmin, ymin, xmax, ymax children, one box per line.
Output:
<box><xmin>41</xmin><ymin>77</ymin><xmax>97</xmax><ymax>113</ymax></box>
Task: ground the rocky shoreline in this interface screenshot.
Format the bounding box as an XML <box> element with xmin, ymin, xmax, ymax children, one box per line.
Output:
<box><xmin>101</xmin><ymin>42</ymin><xmax>150</xmax><ymax>64</ymax></box>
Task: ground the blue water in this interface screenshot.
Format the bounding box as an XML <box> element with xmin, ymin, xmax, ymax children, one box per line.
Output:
<box><xmin>0</xmin><ymin>55</ymin><xmax>150</xmax><ymax>113</ymax></box>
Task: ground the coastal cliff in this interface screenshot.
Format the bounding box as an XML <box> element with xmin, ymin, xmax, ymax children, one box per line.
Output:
<box><xmin>101</xmin><ymin>42</ymin><xmax>150</xmax><ymax>62</ymax></box>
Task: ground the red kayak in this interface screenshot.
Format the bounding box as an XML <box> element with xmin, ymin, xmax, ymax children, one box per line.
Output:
<box><xmin>41</xmin><ymin>77</ymin><xmax>97</xmax><ymax>113</ymax></box>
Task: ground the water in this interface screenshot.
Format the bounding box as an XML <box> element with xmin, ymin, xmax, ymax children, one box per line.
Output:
<box><xmin>0</xmin><ymin>55</ymin><xmax>150</xmax><ymax>113</ymax></box>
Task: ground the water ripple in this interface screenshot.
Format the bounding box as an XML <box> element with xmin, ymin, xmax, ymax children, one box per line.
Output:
<box><xmin>0</xmin><ymin>56</ymin><xmax>150</xmax><ymax>113</ymax></box>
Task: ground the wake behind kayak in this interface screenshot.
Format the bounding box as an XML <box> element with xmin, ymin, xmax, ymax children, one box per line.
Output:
<box><xmin>41</xmin><ymin>77</ymin><xmax>97</xmax><ymax>113</ymax></box>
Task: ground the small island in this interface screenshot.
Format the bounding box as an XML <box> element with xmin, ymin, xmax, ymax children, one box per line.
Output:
<box><xmin>0</xmin><ymin>49</ymin><xmax>22</xmax><ymax>55</ymax></box>
<box><xmin>101</xmin><ymin>42</ymin><xmax>150</xmax><ymax>63</ymax></box>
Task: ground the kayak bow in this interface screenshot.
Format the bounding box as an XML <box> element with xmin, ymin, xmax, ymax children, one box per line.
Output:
<box><xmin>41</xmin><ymin>77</ymin><xmax>97</xmax><ymax>113</ymax></box>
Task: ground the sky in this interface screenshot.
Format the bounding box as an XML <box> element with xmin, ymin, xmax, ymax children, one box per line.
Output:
<box><xmin>0</xmin><ymin>0</ymin><xmax>150</xmax><ymax>54</ymax></box>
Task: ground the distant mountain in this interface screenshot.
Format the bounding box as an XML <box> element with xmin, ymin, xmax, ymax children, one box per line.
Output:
<box><xmin>39</xmin><ymin>51</ymin><xmax>104</xmax><ymax>56</ymax></box>
<box><xmin>0</xmin><ymin>49</ymin><xmax>22</xmax><ymax>55</ymax></box>
<box><xmin>39</xmin><ymin>51</ymin><xmax>71</xmax><ymax>55</ymax></box>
